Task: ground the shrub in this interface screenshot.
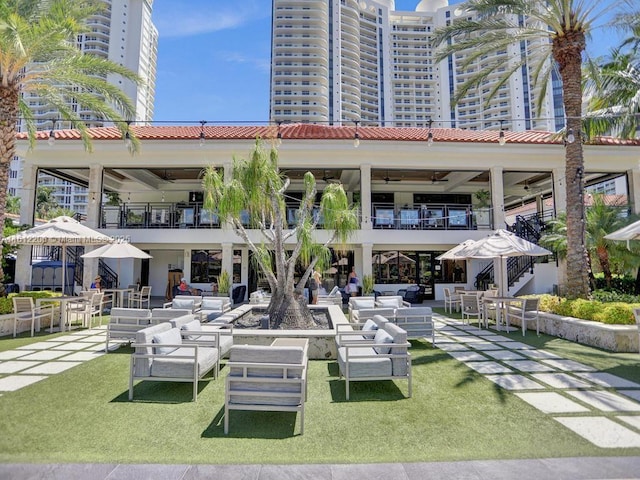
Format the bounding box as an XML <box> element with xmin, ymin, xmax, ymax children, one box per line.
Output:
<box><xmin>592</xmin><ymin>303</ymin><xmax>636</xmax><ymax>325</ymax></box>
<box><xmin>536</xmin><ymin>294</ymin><xmax>562</xmax><ymax>313</ymax></box>
<box><xmin>592</xmin><ymin>290</ymin><xmax>640</xmax><ymax>304</ymax></box>
<box><xmin>570</xmin><ymin>299</ymin><xmax>602</xmax><ymax>321</ymax></box>
<box><xmin>553</xmin><ymin>299</ymin><xmax>575</xmax><ymax>317</ymax></box>
<box><xmin>0</xmin><ymin>291</ymin><xmax>62</xmax><ymax>314</ymax></box>
<box><xmin>593</xmin><ymin>274</ymin><xmax>636</xmax><ymax>294</ymax></box>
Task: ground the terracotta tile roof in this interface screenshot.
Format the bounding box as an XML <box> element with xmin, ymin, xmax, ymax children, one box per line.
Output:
<box><xmin>16</xmin><ymin>124</ymin><xmax>640</xmax><ymax>146</ymax></box>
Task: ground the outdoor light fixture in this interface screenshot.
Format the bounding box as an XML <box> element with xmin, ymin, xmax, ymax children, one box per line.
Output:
<box><xmin>47</xmin><ymin>121</ymin><xmax>56</xmax><ymax>146</ymax></box>
<box><xmin>124</xmin><ymin>121</ymin><xmax>132</xmax><ymax>149</ymax></box>
<box><xmin>566</xmin><ymin>128</ymin><xmax>575</xmax><ymax>144</ymax></box>
<box><xmin>427</xmin><ymin>119</ymin><xmax>433</xmax><ymax>147</ymax></box>
<box><xmin>498</xmin><ymin>120</ymin><xmax>506</xmax><ymax>146</ymax></box>
<box><xmin>161</xmin><ymin>191</ymin><xmax>165</xmax><ymax>202</ymax></box>
<box><xmin>353</xmin><ymin>121</ymin><xmax>360</xmax><ymax>148</ymax></box>
<box><xmin>524</xmin><ymin>180</ymin><xmax>529</xmax><ymax>191</ymax></box>
<box><xmin>199</xmin><ymin>120</ymin><xmax>206</xmax><ymax>147</ymax></box>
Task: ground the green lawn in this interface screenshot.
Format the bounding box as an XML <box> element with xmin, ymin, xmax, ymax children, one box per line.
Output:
<box><xmin>0</xmin><ymin>317</ymin><xmax>639</xmax><ymax>464</ymax></box>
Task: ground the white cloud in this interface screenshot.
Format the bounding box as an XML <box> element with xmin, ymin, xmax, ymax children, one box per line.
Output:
<box><xmin>154</xmin><ymin>2</ymin><xmax>267</xmax><ymax>38</ymax></box>
<box><xmin>217</xmin><ymin>51</ymin><xmax>271</xmax><ymax>73</ymax></box>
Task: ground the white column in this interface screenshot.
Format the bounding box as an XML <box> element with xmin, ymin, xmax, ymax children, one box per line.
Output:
<box><xmin>361</xmin><ymin>242</ymin><xmax>373</xmax><ymax>277</ymax></box>
<box><xmin>490</xmin><ymin>166</ymin><xmax>505</xmax><ymax>229</ymax></box>
<box><xmin>222</xmin><ymin>242</ymin><xmax>233</xmax><ymax>279</ymax></box>
<box><xmin>15</xmin><ymin>163</ymin><xmax>38</xmax><ymax>290</ymax></box>
<box><xmin>83</xmin><ymin>164</ymin><xmax>104</xmax><ymax>286</ymax></box>
<box><xmin>360</xmin><ymin>163</ymin><xmax>372</xmax><ymax>230</ymax></box>
<box><xmin>628</xmin><ymin>168</ymin><xmax>640</xmax><ymax>215</ymax></box>
<box><xmin>183</xmin><ymin>249</ymin><xmax>192</xmax><ymax>283</ymax></box>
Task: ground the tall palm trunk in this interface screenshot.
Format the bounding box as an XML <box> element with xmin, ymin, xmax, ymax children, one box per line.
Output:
<box><xmin>0</xmin><ymin>85</ymin><xmax>18</xmax><ymax>295</ymax></box>
<box><xmin>553</xmin><ymin>31</ymin><xmax>591</xmax><ymax>299</ymax></box>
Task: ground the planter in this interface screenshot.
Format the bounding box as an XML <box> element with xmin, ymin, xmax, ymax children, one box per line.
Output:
<box><xmin>507</xmin><ymin>311</ymin><xmax>638</xmax><ymax>353</ymax></box>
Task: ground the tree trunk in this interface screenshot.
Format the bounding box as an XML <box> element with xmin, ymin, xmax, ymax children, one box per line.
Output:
<box><xmin>596</xmin><ymin>245</ymin><xmax>612</xmax><ymax>288</ymax></box>
<box><xmin>0</xmin><ymin>85</ymin><xmax>19</xmax><ymax>296</ymax></box>
<box><xmin>266</xmin><ymin>287</ymin><xmax>316</xmax><ymax>329</ymax></box>
<box><xmin>553</xmin><ymin>32</ymin><xmax>590</xmax><ymax>299</ymax></box>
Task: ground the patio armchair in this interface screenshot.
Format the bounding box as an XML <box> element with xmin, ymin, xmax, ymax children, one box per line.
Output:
<box><xmin>347</xmin><ymin>296</ymin><xmax>376</xmax><ymax>322</ymax></box>
<box><xmin>335</xmin><ymin>315</ymin><xmax>389</xmax><ymax>348</ymax></box>
<box><xmin>317</xmin><ymin>286</ymin><xmax>342</xmax><ymax>306</ymax></box>
<box><xmin>163</xmin><ymin>295</ymin><xmax>202</xmax><ymax>313</ymax></box>
<box><xmin>199</xmin><ymin>297</ymin><xmax>231</xmax><ymax>322</ymax></box>
<box><xmin>224</xmin><ymin>343</ymin><xmax>308</xmax><ymax>435</ymax></box>
<box><xmin>129</xmin><ymin>322</ymin><xmax>219</xmax><ymax>402</ymax></box>
<box><xmin>105</xmin><ymin>307</ymin><xmax>152</xmax><ymax>352</ymax></box>
<box><xmin>443</xmin><ymin>287</ymin><xmax>461</xmax><ymax>314</ymax></box>
<box><xmin>249</xmin><ymin>290</ymin><xmax>271</xmax><ymax>304</ymax></box>
<box><xmin>375</xmin><ymin>295</ymin><xmax>410</xmax><ymax>309</ymax></box>
<box><xmin>12</xmin><ymin>297</ymin><xmax>55</xmax><ymax>337</ymax></box>
<box><xmin>352</xmin><ymin>307</ymin><xmax>395</xmax><ymax>324</ymax></box>
<box><xmin>337</xmin><ymin>322</ymin><xmax>412</xmax><ymax>401</ymax></box>
<box><xmin>393</xmin><ymin>307</ymin><xmax>434</xmax><ymax>343</ymax></box>
<box><xmin>506</xmin><ymin>298</ymin><xmax>541</xmax><ymax>336</ymax></box>
<box><xmin>170</xmin><ymin>314</ymin><xmax>234</xmax><ymax>360</ymax></box>
<box><xmin>151</xmin><ymin>308</ymin><xmax>193</xmax><ymax>324</ymax></box>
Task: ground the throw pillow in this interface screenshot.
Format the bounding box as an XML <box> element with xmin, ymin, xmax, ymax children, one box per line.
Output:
<box><xmin>181</xmin><ymin>320</ymin><xmax>202</xmax><ymax>341</ymax></box>
<box><xmin>373</xmin><ymin>328</ymin><xmax>394</xmax><ymax>355</ymax></box>
<box><xmin>362</xmin><ymin>319</ymin><xmax>378</xmax><ymax>331</ymax></box>
<box><xmin>152</xmin><ymin>328</ymin><xmax>182</xmax><ymax>355</ymax></box>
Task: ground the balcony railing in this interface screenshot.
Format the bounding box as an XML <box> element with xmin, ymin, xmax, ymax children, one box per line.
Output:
<box><xmin>100</xmin><ymin>201</ymin><xmax>491</xmax><ymax>231</ymax></box>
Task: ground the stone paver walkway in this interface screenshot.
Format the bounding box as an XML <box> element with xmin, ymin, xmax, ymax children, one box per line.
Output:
<box><xmin>433</xmin><ymin>313</ymin><xmax>640</xmax><ymax>448</ymax></box>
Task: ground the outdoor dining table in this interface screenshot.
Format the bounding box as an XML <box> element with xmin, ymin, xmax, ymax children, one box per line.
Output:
<box><xmin>36</xmin><ymin>296</ymin><xmax>80</xmax><ymax>333</ymax></box>
<box><xmin>480</xmin><ymin>296</ymin><xmax>523</xmax><ymax>332</ymax></box>
<box><xmin>104</xmin><ymin>287</ymin><xmax>134</xmax><ymax>308</ymax></box>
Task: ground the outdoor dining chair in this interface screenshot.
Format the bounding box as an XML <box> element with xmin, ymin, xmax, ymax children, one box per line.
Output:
<box><xmin>443</xmin><ymin>287</ymin><xmax>461</xmax><ymax>313</ymax></box>
<box><xmin>460</xmin><ymin>293</ymin><xmax>481</xmax><ymax>326</ymax></box>
<box><xmin>129</xmin><ymin>286</ymin><xmax>152</xmax><ymax>309</ymax></box>
<box><xmin>67</xmin><ymin>292</ymin><xmax>104</xmax><ymax>328</ymax></box>
<box><xmin>12</xmin><ymin>297</ymin><xmax>55</xmax><ymax>337</ymax></box>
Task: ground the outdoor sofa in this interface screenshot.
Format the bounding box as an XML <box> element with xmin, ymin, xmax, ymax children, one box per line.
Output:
<box><xmin>105</xmin><ymin>308</ymin><xmax>152</xmax><ymax>352</ymax></box>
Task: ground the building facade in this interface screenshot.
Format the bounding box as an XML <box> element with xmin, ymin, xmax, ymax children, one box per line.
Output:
<box><xmin>14</xmin><ymin>125</ymin><xmax>640</xmax><ymax>301</ymax></box>
<box><xmin>9</xmin><ymin>0</ymin><xmax>158</xmax><ymax>215</ymax></box>
<box><xmin>270</xmin><ymin>0</ymin><xmax>562</xmax><ymax>131</ymax></box>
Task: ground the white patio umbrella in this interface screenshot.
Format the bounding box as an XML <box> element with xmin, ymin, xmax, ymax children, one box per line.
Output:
<box><xmin>604</xmin><ymin>219</ymin><xmax>640</xmax><ymax>244</ymax></box>
<box><xmin>436</xmin><ymin>239</ymin><xmax>477</xmax><ymax>261</ymax></box>
<box><xmin>453</xmin><ymin>229</ymin><xmax>551</xmax><ymax>296</ymax></box>
<box><xmin>5</xmin><ymin>216</ymin><xmax>114</xmax><ymax>295</ymax></box>
<box><xmin>81</xmin><ymin>240</ymin><xmax>152</xmax><ymax>287</ymax></box>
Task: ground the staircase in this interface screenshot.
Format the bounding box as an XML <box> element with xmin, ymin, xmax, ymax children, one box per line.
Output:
<box><xmin>474</xmin><ymin>213</ymin><xmax>548</xmax><ymax>294</ymax></box>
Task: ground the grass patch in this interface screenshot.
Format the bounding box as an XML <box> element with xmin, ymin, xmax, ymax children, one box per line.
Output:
<box><xmin>0</xmin><ymin>321</ymin><xmax>639</xmax><ymax>464</ymax></box>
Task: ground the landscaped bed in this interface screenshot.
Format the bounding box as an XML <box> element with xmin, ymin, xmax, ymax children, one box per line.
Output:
<box><xmin>0</xmin><ymin>325</ymin><xmax>638</xmax><ymax>464</ymax></box>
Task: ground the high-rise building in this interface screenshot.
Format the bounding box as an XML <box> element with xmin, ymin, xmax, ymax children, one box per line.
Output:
<box><xmin>270</xmin><ymin>0</ymin><xmax>563</xmax><ymax>131</ymax></box>
<box><xmin>9</xmin><ymin>0</ymin><xmax>158</xmax><ymax>215</ymax></box>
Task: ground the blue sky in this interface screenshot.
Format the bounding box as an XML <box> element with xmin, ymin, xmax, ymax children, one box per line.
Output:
<box><xmin>150</xmin><ymin>0</ymin><xmax>623</xmax><ymax>124</ymax></box>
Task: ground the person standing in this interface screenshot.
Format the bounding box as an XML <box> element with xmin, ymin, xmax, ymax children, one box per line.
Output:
<box><xmin>309</xmin><ymin>269</ymin><xmax>322</xmax><ymax>304</ymax></box>
<box><xmin>346</xmin><ymin>266</ymin><xmax>359</xmax><ymax>296</ymax></box>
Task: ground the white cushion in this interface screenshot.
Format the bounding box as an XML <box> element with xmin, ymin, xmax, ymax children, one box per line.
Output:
<box><xmin>152</xmin><ymin>328</ymin><xmax>182</xmax><ymax>355</ymax></box>
<box><xmin>352</xmin><ymin>299</ymin><xmax>375</xmax><ymax>310</ymax></box>
<box><xmin>201</xmin><ymin>298</ymin><xmax>224</xmax><ymax>310</ymax></box>
<box><xmin>373</xmin><ymin>329</ymin><xmax>393</xmax><ymax>355</ymax></box>
<box><xmin>172</xmin><ymin>298</ymin><xmax>195</xmax><ymax>310</ymax></box>
<box><xmin>181</xmin><ymin>319</ymin><xmax>202</xmax><ymax>341</ymax></box>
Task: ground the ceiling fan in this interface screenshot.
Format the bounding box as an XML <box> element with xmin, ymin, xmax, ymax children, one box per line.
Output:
<box><xmin>383</xmin><ymin>170</ymin><xmax>401</xmax><ymax>184</ymax></box>
<box><xmin>320</xmin><ymin>170</ymin><xmax>341</xmax><ymax>183</ymax></box>
<box><xmin>158</xmin><ymin>169</ymin><xmax>175</xmax><ymax>182</ymax></box>
<box><xmin>430</xmin><ymin>171</ymin><xmax>449</xmax><ymax>184</ymax></box>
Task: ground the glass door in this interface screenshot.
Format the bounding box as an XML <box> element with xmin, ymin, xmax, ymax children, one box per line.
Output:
<box><xmin>417</xmin><ymin>252</ymin><xmax>436</xmax><ymax>300</ymax></box>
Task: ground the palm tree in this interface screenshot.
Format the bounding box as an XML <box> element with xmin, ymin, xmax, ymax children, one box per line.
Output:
<box><xmin>434</xmin><ymin>0</ymin><xmax>632</xmax><ymax>299</ymax></box>
<box><xmin>584</xmin><ymin>11</ymin><xmax>640</xmax><ymax>138</ymax></box>
<box><xmin>0</xmin><ymin>0</ymin><xmax>139</xmax><ymax>284</ymax></box>
<box><xmin>202</xmin><ymin>140</ymin><xmax>359</xmax><ymax>329</ymax></box>
<box><xmin>35</xmin><ymin>186</ymin><xmax>59</xmax><ymax>219</ymax></box>
<box><xmin>540</xmin><ymin>194</ymin><xmax>633</xmax><ymax>288</ymax></box>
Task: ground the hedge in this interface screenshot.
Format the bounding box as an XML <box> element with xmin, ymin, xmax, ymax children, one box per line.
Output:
<box><xmin>529</xmin><ymin>294</ymin><xmax>637</xmax><ymax>326</ymax></box>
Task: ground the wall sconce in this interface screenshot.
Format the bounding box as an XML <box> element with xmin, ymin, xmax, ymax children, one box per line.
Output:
<box><xmin>523</xmin><ymin>180</ymin><xmax>529</xmax><ymax>191</ymax></box>
<box><xmin>90</xmin><ymin>192</ymin><xmax>96</xmax><ymax>203</ymax></box>
<box><xmin>124</xmin><ymin>120</ymin><xmax>132</xmax><ymax>149</ymax></box>
<box><xmin>161</xmin><ymin>191</ymin><xmax>165</xmax><ymax>202</ymax></box>
<box><xmin>353</xmin><ymin>121</ymin><xmax>360</xmax><ymax>148</ymax></box>
<box><xmin>199</xmin><ymin>120</ymin><xmax>206</xmax><ymax>147</ymax></box>
<box><xmin>426</xmin><ymin>119</ymin><xmax>434</xmax><ymax>147</ymax></box>
<box><xmin>498</xmin><ymin>120</ymin><xmax>506</xmax><ymax>146</ymax></box>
